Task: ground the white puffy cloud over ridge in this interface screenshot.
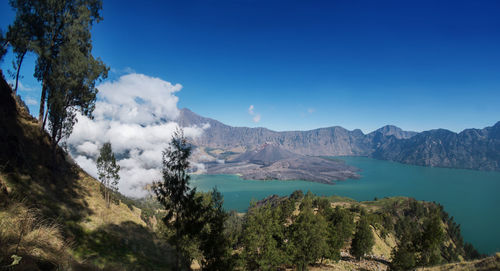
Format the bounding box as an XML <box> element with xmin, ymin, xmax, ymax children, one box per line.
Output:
<box><xmin>67</xmin><ymin>73</ymin><xmax>207</xmax><ymax>197</ymax></box>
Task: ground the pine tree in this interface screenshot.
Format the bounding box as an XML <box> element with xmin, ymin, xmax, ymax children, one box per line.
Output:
<box><xmin>96</xmin><ymin>142</ymin><xmax>120</xmax><ymax>208</ymax></box>
<box><xmin>288</xmin><ymin>201</ymin><xmax>328</xmax><ymax>270</ymax></box>
<box><xmin>418</xmin><ymin>214</ymin><xmax>444</xmax><ymax>266</ymax></box>
<box><xmin>153</xmin><ymin>129</ymin><xmax>205</xmax><ymax>270</ymax></box>
<box><xmin>200</xmin><ymin>188</ymin><xmax>234</xmax><ymax>271</ymax></box>
<box><xmin>390</xmin><ymin>242</ymin><xmax>417</xmax><ymax>271</ymax></box>
<box><xmin>350</xmin><ymin>215</ymin><xmax>375</xmax><ymax>260</ymax></box>
<box><xmin>324</xmin><ymin>206</ymin><xmax>355</xmax><ymax>262</ymax></box>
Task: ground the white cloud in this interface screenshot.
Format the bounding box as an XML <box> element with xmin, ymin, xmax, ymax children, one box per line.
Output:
<box><xmin>67</xmin><ymin>73</ymin><xmax>207</xmax><ymax>198</ymax></box>
<box><xmin>95</xmin><ymin>73</ymin><xmax>182</xmax><ymax>125</ymax></box>
<box><xmin>76</xmin><ymin>141</ymin><xmax>99</xmax><ymax>156</ymax></box>
<box><xmin>253</xmin><ymin>114</ymin><xmax>261</xmax><ymax>123</ymax></box>
<box><xmin>74</xmin><ymin>155</ymin><xmax>98</xmax><ymax>178</ymax></box>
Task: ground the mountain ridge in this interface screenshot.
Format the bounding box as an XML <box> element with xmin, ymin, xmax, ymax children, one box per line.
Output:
<box><xmin>179</xmin><ymin>108</ymin><xmax>500</xmax><ymax>171</ymax></box>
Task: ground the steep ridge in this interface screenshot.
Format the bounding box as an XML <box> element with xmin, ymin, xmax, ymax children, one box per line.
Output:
<box><xmin>179</xmin><ymin>108</ymin><xmax>415</xmax><ymax>156</ymax></box>
<box><xmin>373</xmin><ymin>124</ymin><xmax>500</xmax><ymax>171</ymax></box>
<box><xmin>179</xmin><ymin>108</ymin><xmax>500</xmax><ymax>171</ymax></box>
<box><xmin>0</xmin><ymin>72</ymin><xmax>171</xmax><ymax>270</ymax></box>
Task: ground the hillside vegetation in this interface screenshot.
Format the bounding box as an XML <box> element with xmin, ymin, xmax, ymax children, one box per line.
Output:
<box><xmin>0</xmin><ymin>72</ymin><xmax>172</xmax><ymax>270</ymax></box>
<box><xmin>230</xmin><ymin>192</ymin><xmax>483</xmax><ymax>271</ymax></box>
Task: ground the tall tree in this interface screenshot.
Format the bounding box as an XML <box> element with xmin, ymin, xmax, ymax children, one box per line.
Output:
<box><xmin>288</xmin><ymin>201</ymin><xmax>328</xmax><ymax>271</ymax></box>
<box><xmin>350</xmin><ymin>215</ymin><xmax>375</xmax><ymax>260</ymax></box>
<box><xmin>153</xmin><ymin>129</ymin><xmax>205</xmax><ymax>270</ymax></box>
<box><xmin>418</xmin><ymin>214</ymin><xmax>444</xmax><ymax>266</ymax></box>
<box><xmin>96</xmin><ymin>142</ymin><xmax>120</xmax><ymax>208</ymax></box>
<box><xmin>7</xmin><ymin>0</ymin><xmax>107</xmax><ymax>131</ymax></box>
<box><xmin>199</xmin><ymin>188</ymin><xmax>234</xmax><ymax>271</ymax></box>
<box><xmin>324</xmin><ymin>206</ymin><xmax>355</xmax><ymax>262</ymax></box>
<box><xmin>45</xmin><ymin>24</ymin><xmax>106</xmax><ymax>149</ymax></box>
<box><xmin>241</xmin><ymin>203</ymin><xmax>284</xmax><ymax>271</ymax></box>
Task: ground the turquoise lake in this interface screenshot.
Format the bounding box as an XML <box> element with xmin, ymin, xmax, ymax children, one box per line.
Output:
<box><xmin>190</xmin><ymin>156</ymin><xmax>500</xmax><ymax>255</ymax></box>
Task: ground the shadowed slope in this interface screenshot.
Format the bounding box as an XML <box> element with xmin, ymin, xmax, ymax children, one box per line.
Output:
<box><xmin>0</xmin><ymin>72</ymin><xmax>173</xmax><ymax>270</ymax></box>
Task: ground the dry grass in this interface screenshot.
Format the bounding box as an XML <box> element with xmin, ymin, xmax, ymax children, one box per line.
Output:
<box><xmin>370</xmin><ymin>226</ymin><xmax>396</xmax><ymax>260</ymax></box>
<box><xmin>0</xmin><ymin>203</ymin><xmax>73</xmax><ymax>269</ymax></box>
<box><xmin>76</xmin><ymin>171</ymin><xmax>145</xmax><ymax>231</ymax></box>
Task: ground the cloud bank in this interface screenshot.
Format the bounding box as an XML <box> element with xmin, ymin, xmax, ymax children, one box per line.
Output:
<box><xmin>67</xmin><ymin>73</ymin><xmax>206</xmax><ymax>198</ymax></box>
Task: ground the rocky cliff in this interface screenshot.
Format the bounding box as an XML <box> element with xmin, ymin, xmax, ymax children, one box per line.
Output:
<box><xmin>179</xmin><ymin>108</ymin><xmax>500</xmax><ymax>171</ymax></box>
<box><xmin>372</xmin><ymin>123</ymin><xmax>500</xmax><ymax>171</ymax></box>
<box><xmin>179</xmin><ymin>108</ymin><xmax>415</xmax><ymax>156</ymax></box>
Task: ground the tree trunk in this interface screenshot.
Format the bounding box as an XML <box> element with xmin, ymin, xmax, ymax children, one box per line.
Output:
<box><xmin>13</xmin><ymin>51</ymin><xmax>26</xmax><ymax>94</ymax></box>
<box><xmin>38</xmin><ymin>83</ymin><xmax>47</xmax><ymax>128</ymax></box>
<box><xmin>42</xmin><ymin>107</ymin><xmax>49</xmax><ymax>130</ymax></box>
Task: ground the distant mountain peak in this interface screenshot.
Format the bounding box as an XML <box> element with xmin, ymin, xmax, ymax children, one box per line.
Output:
<box><xmin>372</xmin><ymin>125</ymin><xmax>417</xmax><ymax>139</ymax></box>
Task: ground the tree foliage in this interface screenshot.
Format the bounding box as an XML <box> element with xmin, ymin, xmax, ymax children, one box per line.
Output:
<box><xmin>241</xmin><ymin>203</ymin><xmax>285</xmax><ymax>270</ymax></box>
<box><xmin>350</xmin><ymin>215</ymin><xmax>375</xmax><ymax>260</ymax></box>
<box><xmin>389</xmin><ymin>200</ymin><xmax>470</xmax><ymax>270</ymax></box>
<box><xmin>418</xmin><ymin>213</ymin><xmax>444</xmax><ymax>266</ymax></box>
<box><xmin>324</xmin><ymin>206</ymin><xmax>355</xmax><ymax>262</ymax></box>
<box><xmin>96</xmin><ymin>142</ymin><xmax>120</xmax><ymax>208</ymax></box>
<box><xmin>7</xmin><ymin>0</ymin><xmax>108</xmax><ymax>145</ymax></box>
<box><xmin>0</xmin><ymin>30</ymin><xmax>8</xmax><ymax>64</ymax></box>
<box><xmin>288</xmin><ymin>200</ymin><xmax>328</xmax><ymax>271</ymax></box>
<box><xmin>153</xmin><ymin>129</ymin><xmax>207</xmax><ymax>270</ymax></box>
<box><xmin>199</xmin><ymin>188</ymin><xmax>234</xmax><ymax>271</ymax></box>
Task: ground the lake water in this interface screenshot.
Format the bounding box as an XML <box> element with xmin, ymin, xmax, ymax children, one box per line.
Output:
<box><xmin>190</xmin><ymin>156</ymin><xmax>500</xmax><ymax>255</ymax></box>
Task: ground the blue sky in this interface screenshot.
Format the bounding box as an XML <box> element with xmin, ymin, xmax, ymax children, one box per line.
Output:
<box><xmin>1</xmin><ymin>0</ymin><xmax>500</xmax><ymax>133</ymax></box>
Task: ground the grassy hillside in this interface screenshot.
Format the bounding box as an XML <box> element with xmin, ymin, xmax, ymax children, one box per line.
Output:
<box><xmin>0</xmin><ymin>72</ymin><xmax>172</xmax><ymax>270</ymax></box>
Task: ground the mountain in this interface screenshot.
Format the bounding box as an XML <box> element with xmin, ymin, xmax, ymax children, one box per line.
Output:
<box><xmin>179</xmin><ymin>108</ymin><xmax>414</xmax><ymax>156</ymax></box>
<box><xmin>179</xmin><ymin>108</ymin><xmax>500</xmax><ymax>171</ymax></box>
<box><xmin>372</xmin><ymin>123</ymin><xmax>500</xmax><ymax>171</ymax></box>
<box><xmin>206</xmin><ymin>143</ymin><xmax>360</xmax><ymax>184</ymax></box>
